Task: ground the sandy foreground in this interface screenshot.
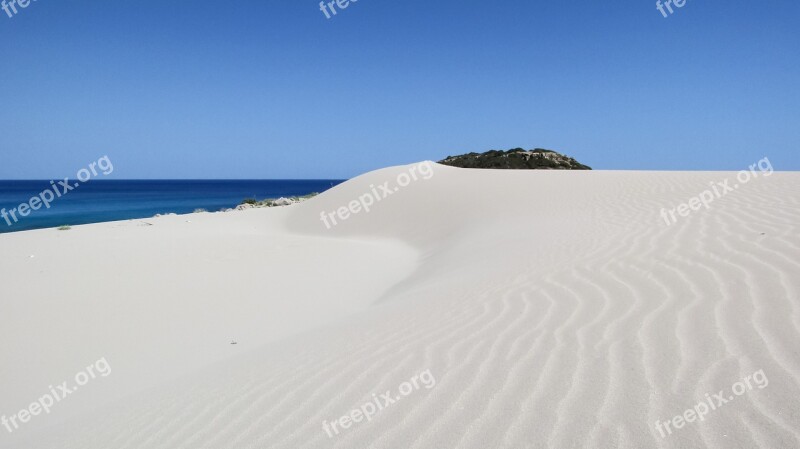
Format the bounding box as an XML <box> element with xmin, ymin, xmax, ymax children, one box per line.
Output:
<box><xmin>1</xmin><ymin>163</ymin><xmax>799</xmax><ymax>448</ymax></box>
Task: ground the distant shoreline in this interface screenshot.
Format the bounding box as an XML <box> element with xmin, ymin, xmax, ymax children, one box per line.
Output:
<box><xmin>0</xmin><ymin>179</ymin><xmax>344</xmax><ymax>234</ymax></box>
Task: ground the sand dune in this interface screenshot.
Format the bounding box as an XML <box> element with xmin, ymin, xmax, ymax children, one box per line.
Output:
<box><xmin>1</xmin><ymin>163</ymin><xmax>799</xmax><ymax>448</ymax></box>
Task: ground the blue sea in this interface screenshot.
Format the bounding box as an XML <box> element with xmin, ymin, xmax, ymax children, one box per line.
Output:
<box><xmin>0</xmin><ymin>180</ymin><xmax>344</xmax><ymax>234</ymax></box>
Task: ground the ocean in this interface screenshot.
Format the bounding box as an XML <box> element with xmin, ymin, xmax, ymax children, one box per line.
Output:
<box><xmin>0</xmin><ymin>179</ymin><xmax>344</xmax><ymax>234</ymax></box>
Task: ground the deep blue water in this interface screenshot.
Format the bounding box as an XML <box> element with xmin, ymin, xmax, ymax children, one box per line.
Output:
<box><xmin>0</xmin><ymin>180</ymin><xmax>344</xmax><ymax>234</ymax></box>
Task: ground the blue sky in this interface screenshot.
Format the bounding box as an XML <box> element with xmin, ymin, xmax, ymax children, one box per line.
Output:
<box><xmin>0</xmin><ymin>0</ymin><xmax>798</xmax><ymax>179</ymax></box>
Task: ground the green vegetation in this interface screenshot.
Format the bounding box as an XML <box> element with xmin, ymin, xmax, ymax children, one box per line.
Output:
<box><xmin>238</xmin><ymin>192</ymin><xmax>320</xmax><ymax>208</ymax></box>
<box><xmin>57</xmin><ymin>225</ymin><xmax>72</xmax><ymax>231</ymax></box>
<box><xmin>439</xmin><ymin>148</ymin><xmax>591</xmax><ymax>170</ymax></box>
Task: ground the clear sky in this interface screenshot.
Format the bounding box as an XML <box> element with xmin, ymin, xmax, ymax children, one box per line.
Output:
<box><xmin>0</xmin><ymin>0</ymin><xmax>798</xmax><ymax>179</ymax></box>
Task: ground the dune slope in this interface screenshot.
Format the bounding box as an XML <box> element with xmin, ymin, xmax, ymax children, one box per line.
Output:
<box><xmin>1</xmin><ymin>163</ymin><xmax>799</xmax><ymax>449</ymax></box>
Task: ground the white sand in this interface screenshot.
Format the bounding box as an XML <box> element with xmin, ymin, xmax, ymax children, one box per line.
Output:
<box><xmin>1</xmin><ymin>163</ymin><xmax>799</xmax><ymax>448</ymax></box>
